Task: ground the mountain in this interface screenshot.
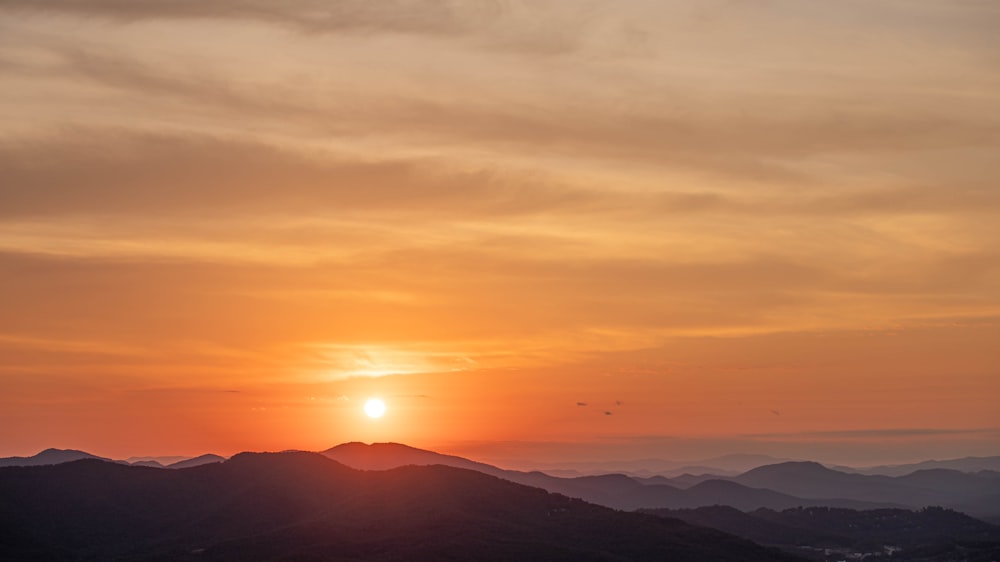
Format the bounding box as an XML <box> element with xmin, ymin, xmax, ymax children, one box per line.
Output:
<box><xmin>165</xmin><ymin>453</ymin><xmax>226</xmax><ymax>469</ymax></box>
<box><xmin>127</xmin><ymin>455</ymin><xmax>190</xmax><ymax>465</ymax></box>
<box><xmin>512</xmin><ymin>453</ymin><xmax>787</xmax><ymax>478</ymax></box>
<box><xmin>643</xmin><ymin>505</ymin><xmax>1000</xmax><ymax>561</ymax></box>
<box><xmin>0</xmin><ymin>449</ymin><xmax>228</xmax><ymax>470</ymax></box>
<box><xmin>0</xmin><ymin>452</ymin><xmax>804</xmax><ymax>561</ymax></box>
<box><xmin>0</xmin><ymin>448</ymin><xmax>109</xmax><ymax>467</ymax></box>
<box><xmin>130</xmin><ymin>459</ymin><xmax>166</xmax><ymax>468</ymax></box>
<box><xmin>666</xmin><ymin>479</ymin><xmax>900</xmax><ymax>511</ymax></box>
<box><xmin>323</xmin><ymin>441</ymin><xmax>500</xmax><ymax>473</ymax></box>
<box><xmin>735</xmin><ymin>462</ymin><xmax>900</xmax><ymax>498</ymax></box>
<box><xmin>835</xmin><ymin>456</ymin><xmax>1000</xmax><ymax>477</ymax></box>
<box><xmin>732</xmin><ymin>461</ymin><xmax>1000</xmax><ymax>519</ymax></box>
<box><xmin>320</xmin><ymin>443</ymin><xmax>894</xmax><ymax>512</ymax></box>
<box><xmin>695</xmin><ymin>454</ymin><xmax>794</xmax><ymax>474</ymax></box>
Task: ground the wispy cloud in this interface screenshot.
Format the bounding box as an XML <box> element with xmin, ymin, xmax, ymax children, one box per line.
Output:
<box><xmin>746</xmin><ymin>428</ymin><xmax>1000</xmax><ymax>440</ymax></box>
<box><xmin>0</xmin><ymin>0</ymin><xmax>589</xmax><ymax>55</ymax></box>
<box><xmin>1</xmin><ymin>0</ymin><xmax>998</xmax><ymax>459</ymax></box>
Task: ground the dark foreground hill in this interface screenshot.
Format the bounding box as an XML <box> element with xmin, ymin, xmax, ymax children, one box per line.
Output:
<box><xmin>643</xmin><ymin>505</ymin><xmax>1000</xmax><ymax>561</ymax></box>
<box><xmin>0</xmin><ymin>452</ymin><xmax>803</xmax><ymax>562</ymax></box>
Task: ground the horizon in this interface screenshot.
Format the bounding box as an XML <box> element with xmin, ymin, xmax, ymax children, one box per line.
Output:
<box><xmin>6</xmin><ymin>440</ymin><xmax>998</xmax><ymax>472</ymax></box>
<box><xmin>1</xmin><ymin>2</ymin><xmax>999</xmax><ymax>467</ymax></box>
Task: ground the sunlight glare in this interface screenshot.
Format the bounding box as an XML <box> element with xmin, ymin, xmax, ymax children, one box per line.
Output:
<box><xmin>364</xmin><ymin>398</ymin><xmax>386</xmax><ymax>418</ymax></box>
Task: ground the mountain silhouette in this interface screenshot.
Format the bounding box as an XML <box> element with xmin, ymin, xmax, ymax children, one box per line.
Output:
<box><xmin>319</xmin><ymin>443</ymin><xmax>897</xmax><ymax>512</ymax></box>
<box><xmin>669</xmin><ymin>479</ymin><xmax>901</xmax><ymax>511</ymax></box>
<box><xmin>8</xmin><ymin>443</ymin><xmax>997</xmax><ymax>522</ymax></box>
<box><xmin>833</xmin><ymin>456</ymin><xmax>1000</xmax><ymax>477</ymax></box>
<box><xmin>0</xmin><ymin>452</ymin><xmax>803</xmax><ymax>561</ymax></box>
<box><xmin>165</xmin><ymin>453</ymin><xmax>226</xmax><ymax>469</ymax></box>
<box><xmin>129</xmin><ymin>459</ymin><xmax>166</xmax><ymax>468</ymax></box>
<box><xmin>0</xmin><ymin>448</ymin><xmax>109</xmax><ymax>467</ymax></box>
<box><xmin>323</xmin><ymin>441</ymin><xmax>499</xmax><ymax>473</ymax></box>
<box><xmin>515</xmin><ymin>453</ymin><xmax>788</xmax><ymax>478</ymax></box>
<box><xmin>643</xmin><ymin>505</ymin><xmax>1000</xmax><ymax>560</ymax></box>
<box><xmin>731</xmin><ymin>461</ymin><xmax>1000</xmax><ymax>519</ymax></box>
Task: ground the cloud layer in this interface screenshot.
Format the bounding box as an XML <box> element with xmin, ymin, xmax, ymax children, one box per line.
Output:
<box><xmin>1</xmin><ymin>0</ymin><xmax>998</xmax><ymax>460</ymax></box>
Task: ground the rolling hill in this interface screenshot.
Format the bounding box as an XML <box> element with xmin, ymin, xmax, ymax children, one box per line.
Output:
<box><xmin>0</xmin><ymin>452</ymin><xmax>803</xmax><ymax>561</ymax></box>
<box><xmin>730</xmin><ymin>461</ymin><xmax>1000</xmax><ymax>519</ymax></box>
<box><xmin>321</xmin><ymin>443</ymin><xmax>902</xmax><ymax>512</ymax></box>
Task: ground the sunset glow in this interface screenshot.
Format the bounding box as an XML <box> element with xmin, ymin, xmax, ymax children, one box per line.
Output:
<box><xmin>364</xmin><ymin>399</ymin><xmax>386</xmax><ymax>419</ymax></box>
<box><xmin>0</xmin><ymin>1</ymin><xmax>998</xmax><ymax>467</ymax></box>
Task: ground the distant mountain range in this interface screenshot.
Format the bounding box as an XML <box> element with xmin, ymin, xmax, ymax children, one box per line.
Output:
<box><xmin>833</xmin><ymin>456</ymin><xmax>1000</xmax><ymax>476</ymax></box>
<box><xmin>0</xmin><ymin>452</ymin><xmax>802</xmax><ymax>561</ymax></box>
<box><xmin>322</xmin><ymin>443</ymin><xmax>1000</xmax><ymax>520</ymax></box>
<box><xmin>6</xmin><ymin>444</ymin><xmax>999</xmax><ymax>521</ymax></box>
<box><xmin>512</xmin><ymin>453</ymin><xmax>791</xmax><ymax>477</ymax></box>
<box><xmin>642</xmin><ymin>505</ymin><xmax>1000</xmax><ymax>561</ymax></box>
<box><xmin>0</xmin><ymin>448</ymin><xmax>109</xmax><ymax>467</ymax></box>
<box><xmin>0</xmin><ymin>449</ymin><xmax>225</xmax><ymax>469</ymax></box>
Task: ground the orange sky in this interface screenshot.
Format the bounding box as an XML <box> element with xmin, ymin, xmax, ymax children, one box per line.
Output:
<box><xmin>1</xmin><ymin>1</ymin><xmax>998</xmax><ymax>466</ymax></box>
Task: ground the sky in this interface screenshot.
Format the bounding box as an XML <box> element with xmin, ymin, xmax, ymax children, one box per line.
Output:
<box><xmin>1</xmin><ymin>0</ymin><xmax>998</xmax><ymax>467</ymax></box>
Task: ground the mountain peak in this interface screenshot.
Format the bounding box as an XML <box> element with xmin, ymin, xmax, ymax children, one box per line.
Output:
<box><xmin>323</xmin><ymin>441</ymin><xmax>421</xmax><ymax>454</ymax></box>
<box><xmin>0</xmin><ymin>448</ymin><xmax>108</xmax><ymax>468</ymax></box>
<box><xmin>321</xmin><ymin>441</ymin><xmax>497</xmax><ymax>474</ymax></box>
<box><xmin>741</xmin><ymin>461</ymin><xmax>831</xmax><ymax>477</ymax></box>
<box><xmin>166</xmin><ymin>453</ymin><xmax>226</xmax><ymax>469</ymax></box>
<box><xmin>0</xmin><ymin>452</ymin><xmax>804</xmax><ymax>561</ymax></box>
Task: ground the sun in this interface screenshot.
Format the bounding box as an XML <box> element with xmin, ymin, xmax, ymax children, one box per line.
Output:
<box><xmin>363</xmin><ymin>398</ymin><xmax>386</xmax><ymax>418</ymax></box>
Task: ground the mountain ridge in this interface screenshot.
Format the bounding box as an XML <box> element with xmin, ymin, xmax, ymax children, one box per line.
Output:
<box><xmin>0</xmin><ymin>451</ymin><xmax>803</xmax><ymax>561</ymax></box>
<box><xmin>5</xmin><ymin>443</ymin><xmax>998</xmax><ymax>519</ymax></box>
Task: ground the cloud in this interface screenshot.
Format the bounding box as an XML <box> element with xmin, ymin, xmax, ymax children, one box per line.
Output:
<box><xmin>0</xmin><ymin>0</ymin><xmax>590</xmax><ymax>55</ymax></box>
<box><xmin>7</xmin><ymin>41</ymin><xmax>998</xmax><ymax>188</ymax></box>
<box><xmin>746</xmin><ymin>428</ymin><xmax>999</xmax><ymax>440</ymax></box>
<box><xmin>0</xmin><ymin>131</ymin><xmax>595</xmax><ymax>220</ymax></box>
<box><xmin>0</xmin><ymin>0</ymin><xmax>467</xmax><ymax>35</ymax></box>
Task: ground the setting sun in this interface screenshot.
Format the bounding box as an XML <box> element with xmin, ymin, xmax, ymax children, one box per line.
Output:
<box><xmin>363</xmin><ymin>399</ymin><xmax>386</xmax><ymax>419</ymax></box>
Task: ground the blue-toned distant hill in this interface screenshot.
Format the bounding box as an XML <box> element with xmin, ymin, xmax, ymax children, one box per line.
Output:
<box><xmin>833</xmin><ymin>456</ymin><xmax>1000</xmax><ymax>476</ymax></box>
<box><xmin>326</xmin><ymin>444</ymin><xmax>1000</xmax><ymax>520</ymax></box>
<box><xmin>0</xmin><ymin>449</ymin><xmax>227</xmax><ymax>470</ymax></box>
<box><xmin>727</xmin><ymin>461</ymin><xmax>1000</xmax><ymax>520</ymax></box>
<box><xmin>129</xmin><ymin>459</ymin><xmax>166</xmax><ymax>468</ymax></box>
<box><xmin>165</xmin><ymin>453</ymin><xmax>225</xmax><ymax>469</ymax></box>
<box><xmin>323</xmin><ymin>443</ymin><xmax>897</xmax><ymax>512</ymax></box>
<box><xmin>0</xmin><ymin>452</ymin><xmax>803</xmax><ymax>561</ymax></box>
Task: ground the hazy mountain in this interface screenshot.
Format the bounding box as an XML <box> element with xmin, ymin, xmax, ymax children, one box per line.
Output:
<box><xmin>0</xmin><ymin>452</ymin><xmax>803</xmax><ymax>561</ymax></box>
<box><xmin>129</xmin><ymin>459</ymin><xmax>166</xmax><ymax>468</ymax></box>
<box><xmin>663</xmin><ymin>479</ymin><xmax>901</xmax><ymax>512</ymax></box>
<box><xmin>835</xmin><ymin>456</ymin><xmax>1000</xmax><ymax>477</ymax></box>
<box><xmin>512</xmin><ymin>453</ymin><xmax>788</xmax><ymax>478</ymax></box>
<box><xmin>515</xmin><ymin>476</ymin><xmax>899</xmax><ymax>512</ymax></box>
<box><xmin>127</xmin><ymin>455</ymin><xmax>190</xmax><ymax>465</ymax></box>
<box><xmin>165</xmin><ymin>453</ymin><xmax>226</xmax><ymax>469</ymax></box>
<box><xmin>653</xmin><ymin>466</ymin><xmax>739</xmax><ymax>478</ymax></box>
<box><xmin>323</xmin><ymin>441</ymin><xmax>500</xmax><ymax>474</ymax></box>
<box><xmin>0</xmin><ymin>449</ymin><xmax>226</xmax><ymax>470</ymax></box>
<box><xmin>0</xmin><ymin>448</ymin><xmax>109</xmax><ymax>467</ymax></box>
<box><xmin>319</xmin><ymin>443</ymin><xmax>894</xmax><ymax>512</ymax></box>
<box><xmin>731</xmin><ymin>461</ymin><xmax>1000</xmax><ymax>518</ymax></box>
<box><xmin>695</xmin><ymin>454</ymin><xmax>795</xmax><ymax>473</ymax></box>
<box><xmin>655</xmin><ymin>472</ymin><xmax>732</xmax><ymax>488</ymax></box>
<box><xmin>643</xmin><ymin>505</ymin><xmax>1000</xmax><ymax>561</ymax></box>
